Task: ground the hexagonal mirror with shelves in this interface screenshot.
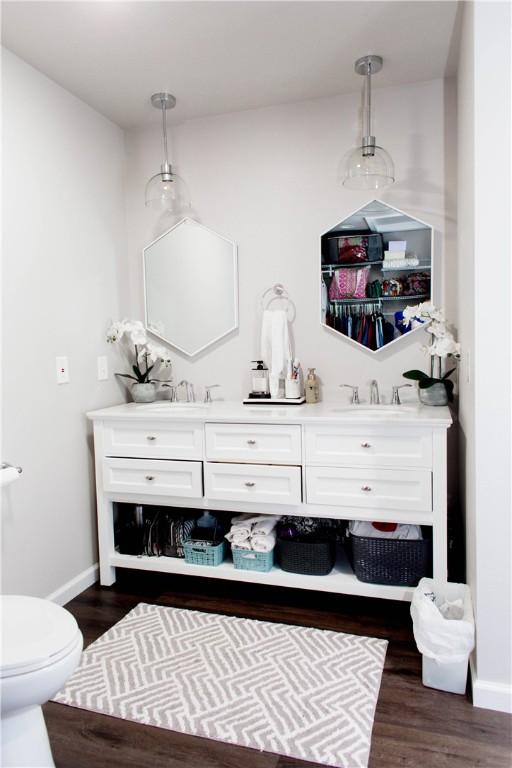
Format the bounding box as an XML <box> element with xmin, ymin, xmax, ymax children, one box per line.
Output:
<box><xmin>321</xmin><ymin>200</ymin><xmax>432</xmax><ymax>353</ymax></box>
<box><xmin>143</xmin><ymin>218</ymin><xmax>238</xmax><ymax>357</ymax></box>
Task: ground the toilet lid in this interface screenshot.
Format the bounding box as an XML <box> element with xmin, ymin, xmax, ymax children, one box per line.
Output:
<box><xmin>1</xmin><ymin>595</ymin><xmax>81</xmax><ymax>677</ymax></box>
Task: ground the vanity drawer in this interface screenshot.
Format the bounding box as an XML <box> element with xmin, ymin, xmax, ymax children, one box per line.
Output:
<box><xmin>103</xmin><ymin>458</ymin><xmax>203</xmax><ymax>498</ymax></box>
<box><xmin>306</xmin><ymin>466</ymin><xmax>432</xmax><ymax>511</ymax></box>
<box><xmin>204</xmin><ymin>462</ymin><xmax>302</xmax><ymax>505</ymax></box>
<box><xmin>305</xmin><ymin>426</ymin><xmax>432</xmax><ymax>468</ymax></box>
<box><xmin>102</xmin><ymin>421</ymin><xmax>203</xmax><ymax>460</ymax></box>
<box><xmin>205</xmin><ymin>423</ymin><xmax>301</xmax><ymax>464</ymax></box>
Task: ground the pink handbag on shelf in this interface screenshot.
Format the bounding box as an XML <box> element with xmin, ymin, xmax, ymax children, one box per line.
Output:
<box><xmin>328</xmin><ymin>267</ymin><xmax>370</xmax><ymax>300</ymax></box>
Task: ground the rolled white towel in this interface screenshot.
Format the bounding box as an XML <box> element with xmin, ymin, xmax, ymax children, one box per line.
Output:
<box><xmin>230</xmin><ymin>524</ymin><xmax>252</xmax><ymax>538</ymax></box>
<box><xmin>252</xmin><ymin>516</ymin><xmax>280</xmax><ymax>536</ymax></box>
<box><xmin>231</xmin><ymin>540</ymin><xmax>252</xmax><ymax>551</ymax></box>
<box><xmin>251</xmin><ymin>531</ymin><xmax>276</xmax><ymax>553</ymax></box>
<box><xmin>230</xmin><ymin>514</ymin><xmax>254</xmax><ymax>524</ymax></box>
<box><xmin>225</xmin><ymin>528</ymin><xmax>251</xmax><ymax>544</ymax></box>
<box><xmin>230</xmin><ymin>514</ymin><xmax>262</xmax><ymax>538</ymax></box>
<box><xmin>232</xmin><ymin>530</ymin><xmax>252</xmax><ymax>547</ymax></box>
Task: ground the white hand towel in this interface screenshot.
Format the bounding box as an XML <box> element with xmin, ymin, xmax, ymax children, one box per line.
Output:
<box><xmin>252</xmin><ymin>516</ymin><xmax>280</xmax><ymax>536</ymax></box>
<box><xmin>261</xmin><ymin>310</ymin><xmax>291</xmax><ymax>399</ymax></box>
<box><xmin>251</xmin><ymin>531</ymin><xmax>276</xmax><ymax>553</ymax></box>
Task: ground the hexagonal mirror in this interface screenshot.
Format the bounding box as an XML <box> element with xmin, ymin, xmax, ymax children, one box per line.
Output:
<box><xmin>143</xmin><ymin>218</ymin><xmax>238</xmax><ymax>357</ymax></box>
<box><xmin>321</xmin><ymin>200</ymin><xmax>432</xmax><ymax>353</ymax></box>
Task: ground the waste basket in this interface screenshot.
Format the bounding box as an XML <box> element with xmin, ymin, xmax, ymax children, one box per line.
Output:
<box><xmin>410</xmin><ymin>577</ymin><xmax>475</xmax><ymax>694</ymax></box>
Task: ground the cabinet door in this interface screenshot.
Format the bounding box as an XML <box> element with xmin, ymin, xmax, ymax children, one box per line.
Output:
<box><xmin>306</xmin><ymin>466</ymin><xmax>432</xmax><ymax>511</ymax></box>
<box><xmin>205</xmin><ymin>423</ymin><xmax>301</xmax><ymax>464</ymax></box>
<box><xmin>204</xmin><ymin>463</ymin><xmax>302</xmax><ymax>505</ymax></box>
<box><xmin>103</xmin><ymin>458</ymin><xmax>203</xmax><ymax>498</ymax></box>
<box><xmin>305</xmin><ymin>426</ymin><xmax>432</xmax><ymax>468</ymax></box>
<box><xmin>103</xmin><ymin>421</ymin><xmax>203</xmax><ymax>460</ymax></box>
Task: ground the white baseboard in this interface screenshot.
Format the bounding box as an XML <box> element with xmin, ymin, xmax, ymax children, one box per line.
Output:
<box><xmin>470</xmin><ymin>658</ymin><xmax>512</xmax><ymax>713</ymax></box>
<box><xmin>46</xmin><ymin>563</ymin><xmax>99</xmax><ymax>606</ymax></box>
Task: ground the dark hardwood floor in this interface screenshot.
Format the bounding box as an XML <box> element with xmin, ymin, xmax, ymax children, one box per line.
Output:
<box><xmin>44</xmin><ymin>571</ymin><xmax>511</xmax><ymax>768</ymax></box>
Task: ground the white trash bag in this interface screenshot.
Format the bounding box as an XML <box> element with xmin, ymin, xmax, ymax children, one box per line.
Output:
<box><xmin>411</xmin><ymin>578</ymin><xmax>475</xmax><ymax>663</ymax></box>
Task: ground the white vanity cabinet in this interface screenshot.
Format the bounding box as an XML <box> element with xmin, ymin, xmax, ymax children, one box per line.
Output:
<box><xmin>89</xmin><ymin>402</ymin><xmax>451</xmax><ymax>602</ymax></box>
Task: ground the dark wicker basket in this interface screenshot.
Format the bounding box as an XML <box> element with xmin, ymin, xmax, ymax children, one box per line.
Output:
<box><xmin>277</xmin><ymin>534</ymin><xmax>336</xmax><ymax>576</ymax></box>
<box><xmin>349</xmin><ymin>533</ymin><xmax>430</xmax><ymax>587</ymax></box>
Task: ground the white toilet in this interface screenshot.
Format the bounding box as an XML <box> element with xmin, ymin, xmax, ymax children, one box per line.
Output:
<box><xmin>1</xmin><ymin>595</ymin><xmax>83</xmax><ymax>767</ymax></box>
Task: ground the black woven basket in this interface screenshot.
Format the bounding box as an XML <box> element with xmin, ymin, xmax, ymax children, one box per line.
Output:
<box><xmin>277</xmin><ymin>534</ymin><xmax>336</xmax><ymax>576</ymax></box>
<box><xmin>349</xmin><ymin>533</ymin><xmax>431</xmax><ymax>587</ymax></box>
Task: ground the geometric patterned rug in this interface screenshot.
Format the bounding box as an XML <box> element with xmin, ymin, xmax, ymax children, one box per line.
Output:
<box><xmin>53</xmin><ymin>603</ymin><xmax>387</xmax><ymax>768</ymax></box>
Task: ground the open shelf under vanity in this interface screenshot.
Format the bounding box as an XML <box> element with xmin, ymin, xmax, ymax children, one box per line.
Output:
<box><xmin>109</xmin><ymin>547</ymin><xmax>415</xmax><ymax>601</ymax></box>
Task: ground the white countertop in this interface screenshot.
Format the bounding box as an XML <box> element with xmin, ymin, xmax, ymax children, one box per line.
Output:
<box><xmin>87</xmin><ymin>400</ymin><xmax>453</xmax><ymax>427</ymax></box>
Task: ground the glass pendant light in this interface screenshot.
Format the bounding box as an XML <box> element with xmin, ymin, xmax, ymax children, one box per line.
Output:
<box><xmin>342</xmin><ymin>55</ymin><xmax>395</xmax><ymax>190</ymax></box>
<box><xmin>145</xmin><ymin>92</ymin><xmax>190</xmax><ymax>211</ymax></box>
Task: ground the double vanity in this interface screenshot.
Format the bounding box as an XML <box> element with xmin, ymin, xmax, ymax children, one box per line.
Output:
<box><xmin>89</xmin><ymin>401</ymin><xmax>452</xmax><ymax>602</ymax></box>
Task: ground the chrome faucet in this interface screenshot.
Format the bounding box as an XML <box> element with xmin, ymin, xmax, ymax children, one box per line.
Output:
<box><xmin>204</xmin><ymin>384</ymin><xmax>220</xmax><ymax>403</ymax></box>
<box><xmin>391</xmin><ymin>383</ymin><xmax>412</xmax><ymax>405</ymax></box>
<box><xmin>370</xmin><ymin>379</ymin><xmax>380</xmax><ymax>405</ymax></box>
<box><xmin>162</xmin><ymin>383</ymin><xmax>178</xmax><ymax>402</ymax></box>
<box><xmin>340</xmin><ymin>384</ymin><xmax>360</xmax><ymax>404</ymax></box>
<box><xmin>178</xmin><ymin>380</ymin><xmax>195</xmax><ymax>402</ymax></box>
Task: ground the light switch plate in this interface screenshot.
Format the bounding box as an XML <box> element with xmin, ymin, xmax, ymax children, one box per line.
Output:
<box><xmin>56</xmin><ymin>356</ymin><xmax>69</xmax><ymax>384</ymax></box>
<box><xmin>97</xmin><ymin>356</ymin><xmax>108</xmax><ymax>381</ymax></box>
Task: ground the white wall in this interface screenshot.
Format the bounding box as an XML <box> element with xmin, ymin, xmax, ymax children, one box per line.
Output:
<box><xmin>1</xmin><ymin>50</ymin><xmax>127</xmax><ymax>600</ymax></box>
<box><xmin>457</xmin><ymin>1</ymin><xmax>512</xmax><ymax>712</ymax></box>
<box><xmin>125</xmin><ymin>78</ymin><xmax>454</xmax><ymax>403</ymax></box>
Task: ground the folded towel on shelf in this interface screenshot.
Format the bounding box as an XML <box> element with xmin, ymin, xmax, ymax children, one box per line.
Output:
<box><xmin>251</xmin><ymin>531</ymin><xmax>277</xmax><ymax>553</ymax></box>
<box><xmin>384</xmin><ymin>251</ymin><xmax>405</xmax><ymax>261</ymax></box>
<box><xmin>349</xmin><ymin>520</ymin><xmax>423</xmax><ymax>540</ymax></box>
<box><xmin>252</xmin><ymin>516</ymin><xmax>280</xmax><ymax>535</ymax></box>
<box><xmin>382</xmin><ymin>257</ymin><xmax>419</xmax><ymax>270</ymax></box>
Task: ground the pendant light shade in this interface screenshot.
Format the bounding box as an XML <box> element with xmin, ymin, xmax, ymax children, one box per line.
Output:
<box><xmin>342</xmin><ymin>55</ymin><xmax>395</xmax><ymax>190</ymax></box>
<box><xmin>145</xmin><ymin>92</ymin><xmax>190</xmax><ymax>212</ymax></box>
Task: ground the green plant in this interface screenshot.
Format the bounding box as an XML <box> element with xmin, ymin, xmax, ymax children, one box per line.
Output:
<box><xmin>402</xmin><ymin>368</ymin><xmax>456</xmax><ymax>402</ymax></box>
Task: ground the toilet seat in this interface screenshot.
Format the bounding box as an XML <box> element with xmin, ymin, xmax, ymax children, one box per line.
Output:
<box><xmin>1</xmin><ymin>595</ymin><xmax>81</xmax><ymax>678</ymax></box>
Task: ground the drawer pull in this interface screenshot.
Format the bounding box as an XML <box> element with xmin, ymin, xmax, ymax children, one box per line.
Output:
<box><xmin>146</xmin><ymin>435</ymin><xmax>157</xmax><ymax>441</ymax></box>
<box><xmin>145</xmin><ymin>475</ymin><xmax>155</xmax><ymax>481</ymax></box>
<box><xmin>361</xmin><ymin>485</ymin><xmax>372</xmax><ymax>492</ymax></box>
<box><xmin>247</xmin><ymin>439</ymin><xmax>257</xmax><ymax>445</ymax></box>
<box><xmin>361</xmin><ymin>442</ymin><xmax>371</xmax><ymax>448</ymax></box>
<box><xmin>245</xmin><ymin>481</ymin><xmax>255</xmax><ymax>488</ymax></box>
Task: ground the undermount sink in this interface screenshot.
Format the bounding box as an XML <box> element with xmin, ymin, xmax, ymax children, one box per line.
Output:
<box><xmin>134</xmin><ymin>402</ymin><xmax>210</xmax><ymax>412</ymax></box>
<box><xmin>330</xmin><ymin>405</ymin><xmax>420</xmax><ymax>417</ymax></box>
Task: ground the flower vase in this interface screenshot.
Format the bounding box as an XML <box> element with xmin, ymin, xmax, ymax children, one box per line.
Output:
<box><xmin>419</xmin><ymin>383</ymin><xmax>448</xmax><ymax>406</ymax></box>
<box><xmin>131</xmin><ymin>383</ymin><xmax>157</xmax><ymax>403</ymax></box>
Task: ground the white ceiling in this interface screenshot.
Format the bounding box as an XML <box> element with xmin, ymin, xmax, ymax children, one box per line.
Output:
<box><xmin>1</xmin><ymin>1</ymin><xmax>460</xmax><ymax>129</ymax></box>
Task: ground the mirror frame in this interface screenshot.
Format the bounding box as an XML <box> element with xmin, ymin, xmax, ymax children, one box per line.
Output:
<box><xmin>143</xmin><ymin>217</ymin><xmax>239</xmax><ymax>357</ymax></box>
<box><xmin>320</xmin><ymin>199</ymin><xmax>434</xmax><ymax>354</ymax></box>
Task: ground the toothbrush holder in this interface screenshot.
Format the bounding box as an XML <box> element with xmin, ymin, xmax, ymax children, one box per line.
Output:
<box><xmin>285</xmin><ymin>379</ymin><xmax>302</xmax><ymax>399</ymax></box>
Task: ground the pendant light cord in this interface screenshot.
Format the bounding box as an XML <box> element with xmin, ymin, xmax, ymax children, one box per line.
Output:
<box><xmin>365</xmin><ymin>61</ymin><xmax>372</xmax><ymax>138</ymax></box>
<box><xmin>161</xmin><ymin>101</ymin><xmax>170</xmax><ymax>171</ymax></box>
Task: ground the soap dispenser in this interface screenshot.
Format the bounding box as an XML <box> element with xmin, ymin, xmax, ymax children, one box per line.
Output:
<box><xmin>305</xmin><ymin>368</ymin><xmax>320</xmax><ymax>404</ymax></box>
<box><xmin>250</xmin><ymin>360</ymin><xmax>270</xmax><ymax>398</ymax></box>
